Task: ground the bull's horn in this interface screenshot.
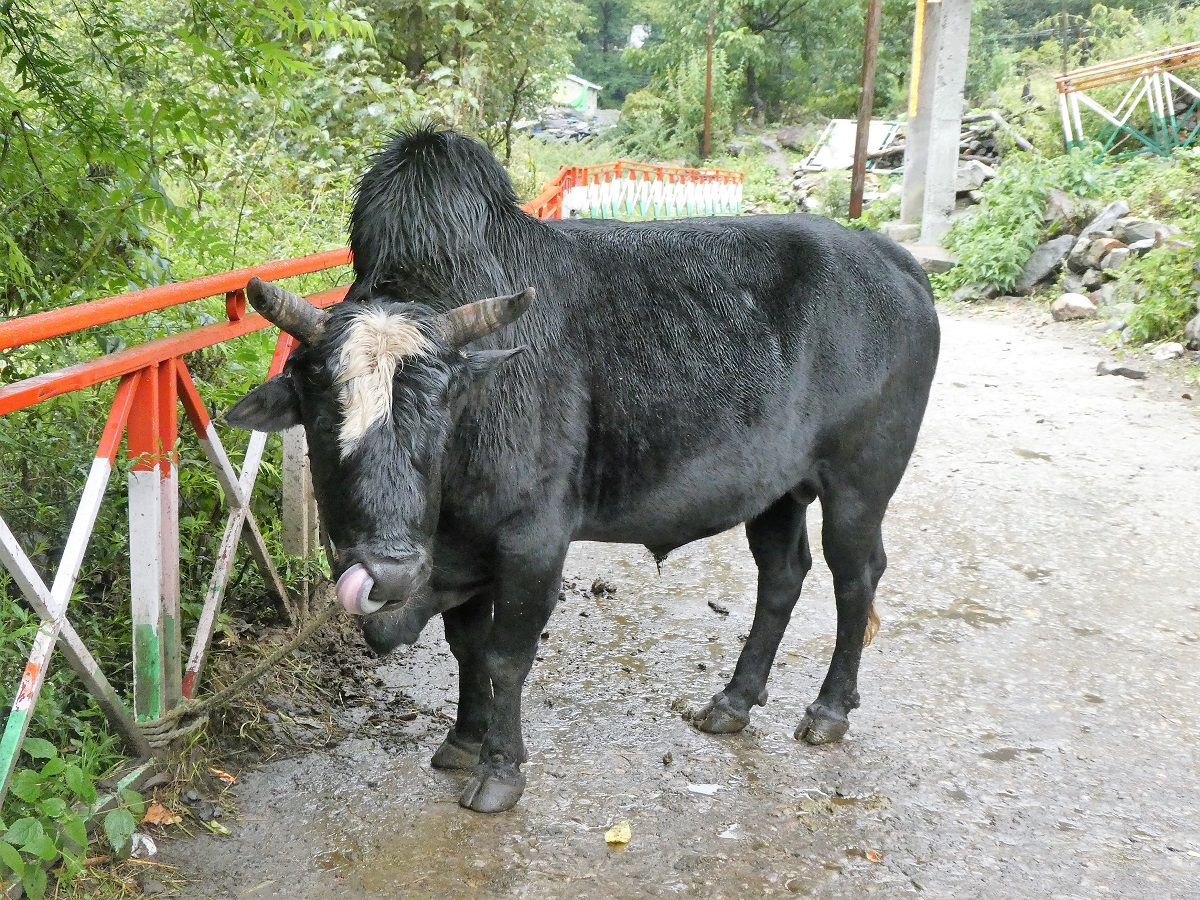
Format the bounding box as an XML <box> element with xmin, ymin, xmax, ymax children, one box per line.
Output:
<box><xmin>246</xmin><ymin>276</ymin><xmax>328</xmax><ymax>345</ymax></box>
<box><xmin>433</xmin><ymin>288</ymin><xmax>535</xmax><ymax>348</ymax></box>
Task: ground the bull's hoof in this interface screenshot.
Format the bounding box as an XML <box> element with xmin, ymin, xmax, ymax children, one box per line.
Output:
<box><xmin>431</xmin><ymin>730</ymin><xmax>482</xmax><ymax>770</ymax></box>
<box><xmin>692</xmin><ymin>689</ymin><xmax>767</xmax><ymax>734</ymax></box>
<box><xmin>794</xmin><ymin>703</ymin><xmax>850</xmax><ymax>745</ymax></box>
<box><xmin>459</xmin><ymin>769</ymin><xmax>526</xmax><ymax>813</ymax></box>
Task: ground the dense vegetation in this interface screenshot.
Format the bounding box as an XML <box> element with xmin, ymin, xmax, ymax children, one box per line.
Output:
<box><xmin>2</xmin><ymin>0</ymin><xmax>1199</xmax><ymax>893</ymax></box>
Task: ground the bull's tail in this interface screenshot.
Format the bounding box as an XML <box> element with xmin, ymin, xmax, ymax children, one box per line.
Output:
<box><xmin>863</xmin><ymin>603</ymin><xmax>880</xmax><ymax>648</ymax></box>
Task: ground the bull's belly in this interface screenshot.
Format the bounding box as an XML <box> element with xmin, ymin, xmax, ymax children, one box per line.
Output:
<box><xmin>575</xmin><ymin>442</ymin><xmax>814</xmax><ymax>551</ymax></box>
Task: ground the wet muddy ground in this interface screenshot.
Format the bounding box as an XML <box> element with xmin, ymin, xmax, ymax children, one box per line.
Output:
<box><xmin>160</xmin><ymin>309</ymin><xmax>1200</xmax><ymax>899</ymax></box>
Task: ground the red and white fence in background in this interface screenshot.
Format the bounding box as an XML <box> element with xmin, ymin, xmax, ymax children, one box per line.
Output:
<box><xmin>0</xmin><ymin>158</ymin><xmax>743</xmax><ymax>807</ymax></box>
<box><xmin>525</xmin><ymin>159</ymin><xmax>743</xmax><ymax>220</ymax></box>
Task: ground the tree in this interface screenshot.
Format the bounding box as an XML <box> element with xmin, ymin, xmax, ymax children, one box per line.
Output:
<box><xmin>629</xmin><ymin>0</ymin><xmax>915</xmax><ymax>123</ymax></box>
<box><xmin>0</xmin><ymin>0</ymin><xmax>369</xmax><ymax>312</ymax></box>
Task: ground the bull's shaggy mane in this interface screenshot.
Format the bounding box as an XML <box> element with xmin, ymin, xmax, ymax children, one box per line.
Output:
<box><xmin>349</xmin><ymin>126</ymin><xmax>522</xmax><ymax>302</ymax></box>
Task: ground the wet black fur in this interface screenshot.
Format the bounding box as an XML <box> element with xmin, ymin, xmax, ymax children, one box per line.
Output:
<box><xmin>231</xmin><ymin>126</ymin><xmax>940</xmax><ymax>812</ymax></box>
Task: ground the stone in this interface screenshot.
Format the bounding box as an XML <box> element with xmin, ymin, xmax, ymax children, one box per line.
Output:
<box><xmin>1044</xmin><ymin>189</ymin><xmax>1077</xmax><ymax>227</ymax></box>
<box><xmin>1152</xmin><ymin>341</ymin><xmax>1185</xmax><ymax>361</ymax></box>
<box><xmin>1162</xmin><ymin>238</ymin><xmax>1196</xmax><ymax>253</ymax></box>
<box><xmin>951</xmin><ymin>282</ymin><xmax>999</xmax><ymax>303</ymax></box>
<box><xmin>1081</xmin><ymin>268</ymin><xmax>1103</xmax><ymax>290</ymax></box>
<box><xmin>880</xmin><ymin>221</ymin><xmax>921</xmax><ymax>242</ymax></box>
<box><xmin>725</xmin><ymin>139</ymin><xmax>753</xmax><ymax>157</ymax></box>
<box><xmin>1059</xmin><ymin>273</ymin><xmax>1085</xmax><ymax>294</ymax></box>
<box><xmin>1051</xmin><ymin>293</ymin><xmax>1098</xmax><ymax>321</ymax></box>
<box><xmin>1096</xmin><ymin>360</ymin><xmax>1147</xmax><ymax>379</ymax></box>
<box><xmin>1090</xmin><ymin>283</ymin><xmax>1119</xmax><ymax>307</ymax></box>
<box><xmin>903</xmin><ymin>244</ymin><xmax>958</xmax><ymax>274</ymax></box>
<box><xmin>1078</xmin><ymin>199</ymin><xmax>1131</xmax><ymax>242</ymax></box>
<box><xmin>1066</xmin><ymin>238</ymin><xmax>1092</xmax><ymax>273</ymax></box>
<box><xmin>1015</xmin><ymin>235</ymin><xmax>1075</xmax><ymax>294</ymax></box>
<box><xmin>1126</xmin><ymin>238</ymin><xmax>1156</xmax><ymax>254</ymax></box>
<box><xmin>956</xmin><ymin>160</ymin><xmax>997</xmax><ymax>193</ymax></box>
<box><xmin>1185</xmin><ymin>313</ymin><xmax>1200</xmax><ymax>350</ymax></box>
<box><xmin>1100</xmin><ymin>247</ymin><xmax>1130</xmax><ymax>272</ymax></box>
<box><xmin>776</xmin><ymin>126</ymin><xmax>808</xmax><ymax>151</ymax></box>
<box><xmin>1084</xmin><ymin>238</ymin><xmax>1126</xmax><ymax>270</ymax></box>
<box><xmin>1113</xmin><ymin>218</ymin><xmax>1168</xmax><ymax>244</ymax></box>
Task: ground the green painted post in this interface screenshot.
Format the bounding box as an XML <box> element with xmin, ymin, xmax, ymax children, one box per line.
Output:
<box><xmin>0</xmin><ymin>627</ymin><xmax>54</xmax><ymax>808</ymax></box>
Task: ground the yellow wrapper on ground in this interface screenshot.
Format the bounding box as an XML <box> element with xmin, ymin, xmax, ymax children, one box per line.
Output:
<box><xmin>604</xmin><ymin>820</ymin><xmax>631</xmax><ymax>845</ymax></box>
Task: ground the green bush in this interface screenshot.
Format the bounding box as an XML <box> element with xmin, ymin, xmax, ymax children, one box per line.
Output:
<box><xmin>940</xmin><ymin>153</ymin><xmax>1051</xmax><ymax>294</ymax></box>
<box><xmin>608</xmin><ymin>49</ymin><xmax>738</xmax><ymax>164</ymax></box>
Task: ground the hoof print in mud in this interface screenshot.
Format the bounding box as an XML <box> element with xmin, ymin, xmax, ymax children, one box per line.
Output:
<box><xmin>794</xmin><ymin>704</ymin><xmax>850</xmax><ymax>745</ymax></box>
<box><xmin>459</xmin><ymin>770</ymin><xmax>527</xmax><ymax>813</ymax></box>
<box><xmin>431</xmin><ymin>731</ymin><xmax>483</xmax><ymax>770</ymax></box>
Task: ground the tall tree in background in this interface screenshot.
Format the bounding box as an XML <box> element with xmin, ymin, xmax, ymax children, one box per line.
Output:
<box><xmin>356</xmin><ymin>0</ymin><xmax>587</xmax><ymax>159</ymax></box>
<box><xmin>572</xmin><ymin>0</ymin><xmax>651</xmax><ymax>107</ymax></box>
<box><xmin>630</xmin><ymin>0</ymin><xmax>914</xmax><ymax>122</ymax></box>
<box><xmin>0</xmin><ymin>0</ymin><xmax>369</xmax><ymax>311</ymax></box>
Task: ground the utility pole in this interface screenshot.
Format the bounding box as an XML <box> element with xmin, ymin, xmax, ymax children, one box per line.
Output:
<box><xmin>703</xmin><ymin>0</ymin><xmax>714</xmax><ymax>158</ymax></box>
<box><xmin>849</xmin><ymin>0</ymin><xmax>884</xmax><ymax>219</ymax></box>
<box><xmin>899</xmin><ymin>0</ymin><xmax>974</xmax><ymax>245</ymax></box>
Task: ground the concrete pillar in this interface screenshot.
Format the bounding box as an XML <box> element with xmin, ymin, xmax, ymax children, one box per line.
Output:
<box><xmin>900</xmin><ymin>0</ymin><xmax>941</xmax><ymax>226</ymax></box>
<box><xmin>282</xmin><ymin>426</ymin><xmax>319</xmax><ymax>609</ymax></box>
<box><xmin>900</xmin><ymin>0</ymin><xmax>974</xmax><ymax>244</ymax></box>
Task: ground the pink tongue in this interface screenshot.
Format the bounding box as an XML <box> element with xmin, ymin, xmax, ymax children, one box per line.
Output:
<box><xmin>336</xmin><ymin>564</ymin><xmax>374</xmax><ymax>614</ymax></box>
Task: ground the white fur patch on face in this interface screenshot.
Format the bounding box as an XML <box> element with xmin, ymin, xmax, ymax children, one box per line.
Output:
<box><xmin>336</xmin><ymin>308</ymin><xmax>433</xmax><ymax>455</ymax></box>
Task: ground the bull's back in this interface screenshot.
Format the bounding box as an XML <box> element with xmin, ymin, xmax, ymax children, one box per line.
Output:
<box><xmin>547</xmin><ymin>215</ymin><xmax>938</xmax><ymax>544</ymax></box>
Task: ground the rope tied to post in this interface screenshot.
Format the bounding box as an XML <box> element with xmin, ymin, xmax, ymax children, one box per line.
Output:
<box><xmin>138</xmin><ymin>598</ymin><xmax>342</xmax><ymax>749</ymax></box>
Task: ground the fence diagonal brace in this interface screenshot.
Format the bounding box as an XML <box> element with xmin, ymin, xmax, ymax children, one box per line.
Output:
<box><xmin>177</xmin><ymin>364</ymin><xmax>294</xmax><ymax>697</ymax></box>
<box><xmin>0</xmin><ymin>515</ymin><xmax>153</xmax><ymax>806</ymax></box>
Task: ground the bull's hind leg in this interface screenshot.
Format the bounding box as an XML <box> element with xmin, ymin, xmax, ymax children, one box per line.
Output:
<box><xmin>432</xmin><ymin>593</ymin><xmax>492</xmax><ymax>770</ymax></box>
<box><xmin>694</xmin><ymin>494</ymin><xmax>812</xmax><ymax>734</ymax></box>
<box><xmin>795</xmin><ymin>489</ymin><xmax>888</xmax><ymax>745</ymax></box>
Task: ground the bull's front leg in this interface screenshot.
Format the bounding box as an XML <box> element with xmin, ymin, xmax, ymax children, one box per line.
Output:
<box><xmin>458</xmin><ymin>537</ymin><xmax>566</xmax><ymax>813</ymax></box>
<box><xmin>431</xmin><ymin>593</ymin><xmax>492</xmax><ymax>770</ymax></box>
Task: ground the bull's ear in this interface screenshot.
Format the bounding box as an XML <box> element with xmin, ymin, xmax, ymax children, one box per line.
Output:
<box><xmin>464</xmin><ymin>347</ymin><xmax>525</xmax><ymax>382</ymax></box>
<box><xmin>225</xmin><ymin>373</ymin><xmax>301</xmax><ymax>432</ymax></box>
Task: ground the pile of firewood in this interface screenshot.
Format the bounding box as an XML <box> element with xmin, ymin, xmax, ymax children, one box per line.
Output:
<box><xmin>868</xmin><ymin>110</ymin><xmax>1035</xmax><ymax>170</ymax></box>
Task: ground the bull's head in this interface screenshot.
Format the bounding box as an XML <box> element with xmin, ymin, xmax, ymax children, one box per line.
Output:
<box><xmin>226</xmin><ymin>276</ymin><xmax>533</xmax><ymax>653</ymax></box>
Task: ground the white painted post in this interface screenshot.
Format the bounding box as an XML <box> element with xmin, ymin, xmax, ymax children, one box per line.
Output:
<box><xmin>127</xmin><ymin>367</ymin><xmax>165</xmax><ymax>722</ymax></box>
<box><xmin>901</xmin><ymin>0</ymin><xmax>940</xmax><ymax>226</ymax></box>
<box><xmin>900</xmin><ymin>0</ymin><xmax>973</xmax><ymax>243</ymax></box>
<box><xmin>157</xmin><ymin>363</ymin><xmax>182</xmax><ymax>709</ymax></box>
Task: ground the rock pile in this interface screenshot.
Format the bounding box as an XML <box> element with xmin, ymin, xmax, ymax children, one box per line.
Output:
<box><xmin>787</xmin><ymin>160</ymin><xmax>994</xmax><ymax>216</ymax></box>
<box><xmin>1005</xmin><ymin>198</ymin><xmax>1198</xmax><ymax>336</ymax></box>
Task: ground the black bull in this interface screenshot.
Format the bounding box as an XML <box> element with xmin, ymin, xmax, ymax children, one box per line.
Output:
<box><xmin>228</xmin><ymin>128</ymin><xmax>939</xmax><ymax>813</ymax></box>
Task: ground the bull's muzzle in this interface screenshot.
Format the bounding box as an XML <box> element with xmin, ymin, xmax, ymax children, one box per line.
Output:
<box><xmin>336</xmin><ymin>552</ymin><xmax>430</xmax><ymax>616</ymax></box>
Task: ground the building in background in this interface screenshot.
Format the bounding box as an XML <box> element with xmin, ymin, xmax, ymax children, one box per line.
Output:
<box><xmin>553</xmin><ymin>74</ymin><xmax>604</xmax><ymax>118</ymax></box>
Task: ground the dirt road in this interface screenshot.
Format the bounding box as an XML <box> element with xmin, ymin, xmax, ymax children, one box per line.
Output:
<box><xmin>161</xmin><ymin>309</ymin><xmax>1200</xmax><ymax>899</ymax></box>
